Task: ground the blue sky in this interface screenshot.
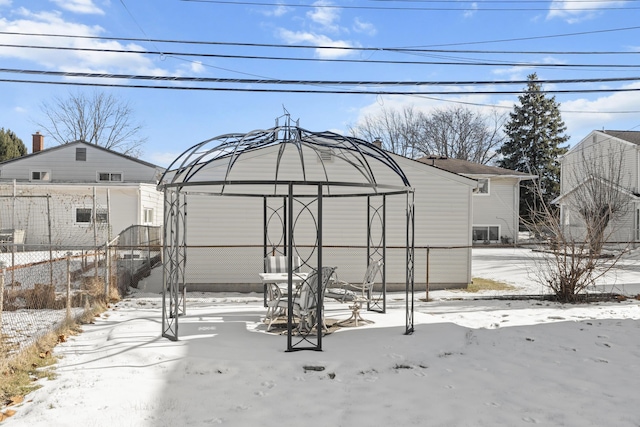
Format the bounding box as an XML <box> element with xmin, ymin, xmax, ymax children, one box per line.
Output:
<box><xmin>1</xmin><ymin>0</ymin><xmax>639</xmax><ymax>166</ymax></box>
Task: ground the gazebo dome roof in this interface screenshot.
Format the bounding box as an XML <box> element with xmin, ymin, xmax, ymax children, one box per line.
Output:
<box><xmin>159</xmin><ymin>121</ymin><xmax>411</xmax><ymax>197</ymax></box>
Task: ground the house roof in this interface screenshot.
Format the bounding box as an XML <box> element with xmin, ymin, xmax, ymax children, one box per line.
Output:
<box><xmin>600</xmin><ymin>130</ymin><xmax>640</xmax><ymax>146</ymax></box>
<box><xmin>415</xmin><ymin>156</ymin><xmax>535</xmax><ymax>179</ymax></box>
<box><xmin>0</xmin><ymin>140</ymin><xmax>163</xmax><ymax>171</ymax></box>
<box><xmin>552</xmin><ymin>174</ymin><xmax>640</xmax><ymax>205</ymax></box>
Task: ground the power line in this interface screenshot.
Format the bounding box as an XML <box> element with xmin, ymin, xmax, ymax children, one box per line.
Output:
<box><xmin>2</xmin><ymin>29</ymin><xmax>640</xmax><ymax>55</ymax></box>
<box><xmin>2</xmin><ymin>68</ymin><xmax>640</xmax><ymax>87</ymax></box>
<box><xmin>180</xmin><ymin>0</ymin><xmax>640</xmax><ymax>12</ymax></box>
<box><xmin>2</xmin><ymin>43</ymin><xmax>638</xmax><ymax>69</ymax></box>
<box><xmin>410</xmin><ymin>94</ymin><xmax>640</xmax><ymax>115</ymax></box>
<box><xmin>1</xmin><ymin>77</ymin><xmax>639</xmax><ymax>95</ymax></box>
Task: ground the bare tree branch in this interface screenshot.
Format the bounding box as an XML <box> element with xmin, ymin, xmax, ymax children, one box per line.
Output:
<box><xmin>35</xmin><ymin>90</ymin><xmax>147</xmax><ymax>157</ymax></box>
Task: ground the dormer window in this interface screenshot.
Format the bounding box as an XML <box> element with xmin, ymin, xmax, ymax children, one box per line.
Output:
<box><xmin>97</xmin><ymin>172</ymin><xmax>123</xmax><ymax>182</ymax></box>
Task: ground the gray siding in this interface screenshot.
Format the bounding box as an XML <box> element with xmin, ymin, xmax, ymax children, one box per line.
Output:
<box><xmin>0</xmin><ymin>143</ymin><xmax>160</xmax><ymax>184</ymax></box>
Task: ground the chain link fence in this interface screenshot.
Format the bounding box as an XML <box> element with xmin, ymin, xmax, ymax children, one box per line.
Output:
<box><xmin>181</xmin><ymin>244</ymin><xmax>472</xmax><ymax>296</ymax></box>
<box><xmin>0</xmin><ymin>225</ymin><xmax>161</xmax><ymax>362</ymax></box>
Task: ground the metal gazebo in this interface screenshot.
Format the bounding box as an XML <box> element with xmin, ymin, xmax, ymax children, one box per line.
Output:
<box><xmin>158</xmin><ymin>116</ymin><xmax>415</xmax><ymax>351</ymax></box>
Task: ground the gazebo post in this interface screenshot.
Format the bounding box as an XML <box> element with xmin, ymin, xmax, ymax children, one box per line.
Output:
<box><xmin>405</xmin><ymin>191</ymin><xmax>415</xmax><ymax>335</ymax></box>
<box><xmin>159</xmin><ymin>120</ymin><xmax>416</xmax><ymax>350</ymax></box>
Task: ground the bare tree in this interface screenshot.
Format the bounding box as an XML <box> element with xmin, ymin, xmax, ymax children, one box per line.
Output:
<box><xmin>350</xmin><ymin>105</ymin><xmax>505</xmax><ymax>163</ymax></box>
<box><xmin>349</xmin><ymin>105</ymin><xmax>423</xmax><ymax>158</ymax></box>
<box><xmin>562</xmin><ymin>146</ymin><xmax>631</xmax><ymax>255</ymax></box>
<box><xmin>36</xmin><ymin>90</ymin><xmax>147</xmax><ymax>157</ymax></box>
<box><xmin>525</xmin><ymin>146</ymin><xmax>631</xmax><ymax>302</ymax></box>
<box><xmin>418</xmin><ymin>106</ymin><xmax>505</xmax><ymax>164</ymax></box>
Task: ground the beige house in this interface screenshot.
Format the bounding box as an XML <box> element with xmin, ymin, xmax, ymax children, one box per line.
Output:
<box><xmin>417</xmin><ymin>156</ymin><xmax>535</xmax><ymax>244</ymax></box>
<box><xmin>555</xmin><ymin>130</ymin><xmax>640</xmax><ymax>243</ymax></box>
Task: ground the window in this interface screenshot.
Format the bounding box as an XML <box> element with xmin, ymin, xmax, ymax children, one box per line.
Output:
<box><xmin>96</xmin><ymin>209</ymin><xmax>109</xmax><ymax>223</ymax></box>
<box><xmin>75</xmin><ymin>208</ymin><xmax>109</xmax><ymax>224</ymax></box>
<box><xmin>76</xmin><ymin>147</ymin><xmax>87</xmax><ymax>161</ymax></box>
<box><xmin>76</xmin><ymin>208</ymin><xmax>92</xmax><ymax>224</ymax></box>
<box><xmin>97</xmin><ymin>172</ymin><xmax>123</xmax><ymax>182</ymax></box>
<box><xmin>475</xmin><ymin>178</ymin><xmax>489</xmax><ymax>195</ymax></box>
<box><xmin>30</xmin><ymin>171</ymin><xmax>51</xmax><ymax>181</ymax></box>
<box><xmin>143</xmin><ymin>208</ymin><xmax>154</xmax><ymax>224</ymax></box>
<box><xmin>473</xmin><ymin>226</ymin><xmax>499</xmax><ymax>242</ymax></box>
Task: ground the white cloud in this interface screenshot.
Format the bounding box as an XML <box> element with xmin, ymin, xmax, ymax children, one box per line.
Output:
<box><xmin>546</xmin><ymin>0</ymin><xmax>628</xmax><ymax>23</ymax></box>
<box><xmin>190</xmin><ymin>61</ymin><xmax>205</xmax><ymax>74</ymax></box>
<box><xmin>463</xmin><ymin>2</ymin><xmax>478</xmax><ymax>18</ymax></box>
<box><xmin>560</xmin><ymin>83</ymin><xmax>640</xmax><ymax>142</ymax></box>
<box><xmin>0</xmin><ymin>9</ymin><xmax>170</xmax><ymax>77</ymax></box>
<box><xmin>260</xmin><ymin>3</ymin><xmax>290</xmax><ymax>17</ymax></box>
<box><xmin>306</xmin><ymin>0</ymin><xmax>340</xmax><ymax>30</ymax></box>
<box><xmin>0</xmin><ymin>0</ymin><xmax>12</xmax><ymax>7</ymax></box>
<box><xmin>277</xmin><ymin>28</ymin><xmax>358</xmax><ymax>59</ymax></box>
<box><xmin>353</xmin><ymin>18</ymin><xmax>376</xmax><ymax>36</ymax></box>
<box><xmin>50</xmin><ymin>0</ymin><xmax>104</xmax><ymax>15</ymax></box>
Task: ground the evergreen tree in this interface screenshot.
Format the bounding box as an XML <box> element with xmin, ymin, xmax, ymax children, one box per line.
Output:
<box><xmin>498</xmin><ymin>73</ymin><xmax>569</xmax><ymax>224</ymax></box>
<box><xmin>0</xmin><ymin>128</ymin><xmax>27</xmax><ymax>161</ymax></box>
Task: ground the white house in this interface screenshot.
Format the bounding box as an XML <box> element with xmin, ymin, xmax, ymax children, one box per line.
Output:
<box><xmin>417</xmin><ymin>156</ymin><xmax>535</xmax><ymax>244</ymax></box>
<box><xmin>177</xmin><ymin>145</ymin><xmax>477</xmax><ymax>292</ymax></box>
<box><xmin>556</xmin><ymin>130</ymin><xmax>640</xmax><ymax>244</ymax></box>
<box><xmin>0</xmin><ymin>133</ymin><xmax>165</xmax><ymax>249</ymax></box>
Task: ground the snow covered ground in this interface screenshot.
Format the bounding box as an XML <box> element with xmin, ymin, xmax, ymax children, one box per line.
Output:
<box><xmin>4</xmin><ymin>247</ymin><xmax>640</xmax><ymax>426</ymax></box>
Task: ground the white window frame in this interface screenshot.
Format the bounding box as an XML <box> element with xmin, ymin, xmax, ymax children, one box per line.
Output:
<box><xmin>472</xmin><ymin>225</ymin><xmax>500</xmax><ymax>243</ymax></box>
<box><xmin>30</xmin><ymin>170</ymin><xmax>51</xmax><ymax>182</ymax></box>
<box><xmin>143</xmin><ymin>208</ymin><xmax>154</xmax><ymax>225</ymax></box>
<box><xmin>97</xmin><ymin>172</ymin><xmax>123</xmax><ymax>182</ymax></box>
<box><xmin>475</xmin><ymin>178</ymin><xmax>490</xmax><ymax>196</ymax></box>
<box><xmin>74</xmin><ymin>207</ymin><xmax>109</xmax><ymax>225</ymax></box>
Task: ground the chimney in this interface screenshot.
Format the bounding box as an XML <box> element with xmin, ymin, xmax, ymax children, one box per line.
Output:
<box><xmin>372</xmin><ymin>139</ymin><xmax>382</xmax><ymax>149</ymax></box>
<box><xmin>32</xmin><ymin>132</ymin><xmax>44</xmax><ymax>153</ymax></box>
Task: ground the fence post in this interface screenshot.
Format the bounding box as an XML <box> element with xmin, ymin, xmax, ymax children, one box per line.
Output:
<box><xmin>104</xmin><ymin>242</ymin><xmax>110</xmax><ymax>300</ymax></box>
<box><xmin>66</xmin><ymin>255</ymin><xmax>71</xmax><ymax>322</ymax></box>
<box><xmin>425</xmin><ymin>247</ymin><xmax>430</xmax><ymax>302</ymax></box>
<box><xmin>0</xmin><ymin>267</ymin><xmax>5</xmax><ymax>332</ymax></box>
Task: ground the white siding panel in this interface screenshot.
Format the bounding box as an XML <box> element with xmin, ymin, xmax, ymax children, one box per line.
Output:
<box><xmin>183</xmin><ymin>153</ymin><xmax>474</xmax><ymax>289</ymax></box>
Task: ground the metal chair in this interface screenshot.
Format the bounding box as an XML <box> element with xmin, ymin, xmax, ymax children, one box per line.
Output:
<box><xmin>267</xmin><ymin>266</ymin><xmax>337</xmax><ymax>332</ymax></box>
<box><xmin>335</xmin><ymin>259</ymin><xmax>383</xmax><ymax>327</ymax></box>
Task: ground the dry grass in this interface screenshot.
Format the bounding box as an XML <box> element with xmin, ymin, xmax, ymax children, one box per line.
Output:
<box><xmin>463</xmin><ymin>277</ymin><xmax>517</xmax><ymax>293</ymax></box>
<box><xmin>0</xmin><ymin>300</ymin><xmax>110</xmax><ymax>413</ymax></box>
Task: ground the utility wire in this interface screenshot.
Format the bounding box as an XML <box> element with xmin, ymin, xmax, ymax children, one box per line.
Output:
<box><xmin>1</xmin><ymin>43</ymin><xmax>638</xmax><ymax>71</ymax></box>
<box><xmin>2</xmin><ymin>30</ymin><xmax>640</xmax><ymax>55</ymax></box>
<box><xmin>1</xmin><ymin>77</ymin><xmax>639</xmax><ymax>95</ymax></box>
<box><xmin>180</xmin><ymin>0</ymin><xmax>640</xmax><ymax>12</ymax></box>
<box><xmin>2</xmin><ymin>68</ymin><xmax>640</xmax><ymax>87</ymax></box>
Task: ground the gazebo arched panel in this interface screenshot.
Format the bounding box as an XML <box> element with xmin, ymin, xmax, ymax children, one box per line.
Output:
<box><xmin>159</xmin><ymin>120</ymin><xmax>415</xmax><ymax>351</ymax></box>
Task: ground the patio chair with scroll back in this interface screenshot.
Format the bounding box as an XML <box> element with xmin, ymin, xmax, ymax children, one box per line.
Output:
<box><xmin>331</xmin><ymin>259</ymin><xmax>383</xmax><ymax>327</ymax></box>
<box><xmin>267</xmin><ymin>266</ymin><xmax>337</xmax><ymax>332</ymax></box>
